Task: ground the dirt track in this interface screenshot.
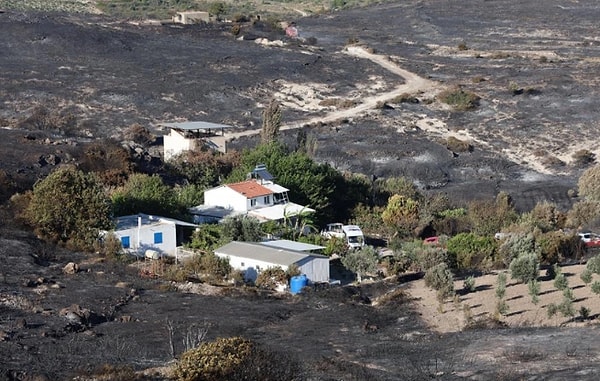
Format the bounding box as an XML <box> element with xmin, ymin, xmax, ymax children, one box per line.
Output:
<box><xmin>3</xmin><ymin>1</ymin><xmax>600</xmax><ymax>379</ymax></box>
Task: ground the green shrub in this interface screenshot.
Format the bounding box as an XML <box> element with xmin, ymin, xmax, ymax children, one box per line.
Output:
<box><xmin>591</xmin><ymin>280</ymin><xmax>600</xmax><ymax>295</ymax></box>
<box><xmin>418</xmin><ymin>245</ymin><xmax>451</xmax><ymax>271</ymax></box>
<box><xmin>498</xmin><ymin>233</ymin><xmax>537</xmax><ymax>268</ymax></box>
<box><xmin>587</xmin><ymin>255</ymin><xmax>600</xmax><ymax>275</ymax></box>
<box><xmin>528</xmin><ymin>280</ymin><xmax>540</xmax><ymax>305</ymax></box>
<box><xmin>463</xmin><ymin>276</ymin><xmax>476</xmax><ymax>293</ymax></box>
<box><xmin>579</xmin><ymin>306</ymin><xmax>590</xmax><ymax>320</ymax></box>
<box><xmin>424</xmin><ymin>263</ymin><xmax>454</xmax><ymax>302</ymax></box>
<box><xmin>553</xmin><ymin>272</ymin><xmax>569</xmax><ymax>291</ymax></box>
<box><xmin>495</xmin><ymin>300</ymin><xmax>509</xmax><ymax>317</ymax></box>
<box><xmin>509</xmin><ymin>253</ymin><xmax>539</xmax><ymax>284</ymax></box>
<box><xmin>446</xmin><ymin>233</ymin><xmax>496</xmax><ymax>270</ymax></box>
<box><xmin>437</xmin><ymin>86</ymin><xmax>480</xmax><ymax>111</ymax></box>
<box><xmin>495</xmin><ymin>272</ymin><xmax>507</xmax><ymax>299</ymax></box>
<box><xmin>580</xmin><ymin>268</ymin><xmax>593</xmax><ymax>284</ymax></box>
<box><xmin>536</xmin><ymin>231</ymin><xmax>582</xmax><ymax>264</ymax></box>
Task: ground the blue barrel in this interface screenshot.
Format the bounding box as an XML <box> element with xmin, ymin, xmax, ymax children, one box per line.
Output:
<box><xmin>290</xmin><ymin>274</ymin><xmax>308</xmax><ymax>294</ymax></box>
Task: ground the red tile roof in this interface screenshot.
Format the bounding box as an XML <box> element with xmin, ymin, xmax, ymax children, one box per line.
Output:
<box><xmin>226</xmin><ymin>181</ymin><xmax>273</xmax><ymax>198</ymax></box>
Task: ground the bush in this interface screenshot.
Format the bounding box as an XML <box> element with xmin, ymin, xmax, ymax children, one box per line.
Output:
<box><xmin>25</xmin><ymin>166</ymin><xmax>113</xmax><ymax>250</ymax></box>
<box><xmin>174</xmin><ymin>337</ymin><xmax>253</xmax><ymax>381</ymax></box>
<box><xmin>437</xmin><ymin>86</ymin><xmax>480</xmax><ymax>111</ymax></box>
<box><xmin>418</xmin><ymin>245</ymin><xmax>451</xmax><ymax>271</ymax></box>
<box><xmin>446</xmin><ymin>233</ymin><xmax>497</xmax><ymax>270</ymax></box>
<box><xmin>463</xmin><ymin>276</ymin><xmax>476</xmax><ymax>293</ymax></box>
<box><xmin>174</xmin><ymin>336</ymin><xmax>299</xmax><ymax>381</ymax></box>
<box><xmin>255</xmin><ymin>267</ymin><xmax>287</xmax><ymax>290</ymax></box>
<box><xmin>509</xmin><ymin>253</ymin><xmax>540</xmax><ymax>284</ymax></box>
<box><xmin>528</xmin><ymin>280</ymin><xmax>540</xmax><ymax>305</ymax></box>
<box><xmin>445</xmin><ymin>136</ymin><xmax>473</xmax><ymax>153</ymax></box>
<box><xmin>123</xmin><ymin>123</ymin><xmax>154</xmax><ymax>146</ymax></box>
<box><xmin>424</xmin><ymin>263</ymin><xmax>454</xmax><ymax>301</ymax></box>
<box><xmin>536</xmin><ymin>231</ymin><xmax>582</xmax><ymax>264</ymax></box>
<box><xmin>497</xmin><ymin>233</ymin><xmax>537</xmax><ymax>268</ymax></box>
<box><xmin>580</xmin><ymin>268</ymin><xmax>593</xmax><ymax>284</ymax></box>
<box><xmin>495</xmin><ymin>272</ymin><xmax>507</xmax><ymax>299</ymax></box>
<box><xmin>553</xmin><ymin>272</ymin><xmax>569</xmax><ymax>291</ymax></box>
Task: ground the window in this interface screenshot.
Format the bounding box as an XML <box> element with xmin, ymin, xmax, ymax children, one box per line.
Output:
<box><xmin>263</xmin><ymin>195</ymin><xmax>270</xmax><ymax>204</ymax></box>
<box><xmin>241</xmin><ymin>262</ymin><xmax>245</xmax><ymax>267</ymax></box>
<box><xmin>250</xmin><ymin>199</ymin><xmax>257</xmax><ymax>207</ymax></box>
<box><xmin>121</xmin><ymin>236</ymin><xmax>130</xmax><ymax>249</ymax></box>
<box><xmin>154</xmin><ymin>232</ymin><xmax>163</xmax><ymax>244</ymax></box>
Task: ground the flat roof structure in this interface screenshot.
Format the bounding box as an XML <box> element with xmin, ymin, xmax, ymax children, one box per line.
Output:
<box><xmin>159</xmin><ymin>121</ymin><xmax>236</xmax><ymax>131</ymax></box>
<box><xmin>115</xmin><ymin>213</ymin><xmax>197</xmax><ymax>230</ymax></box>
<box><xmin>260</xmin><ymin>239</ymin><xmax>325</xmax><ymax>252</ymax></box>
<box><xmin>215</xmin><ymin>241</ymin><xmax>327</xmax><ymax>267</ymax></box>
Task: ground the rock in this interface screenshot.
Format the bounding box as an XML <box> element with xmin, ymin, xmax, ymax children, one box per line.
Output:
<box><xmin>15</xmin><ymin>318</ymin><xmax>27</xmax><ymax>329</ymax></box>
<box><xmin>62</xmin><ymin>262</ymin><xmax>79</xmax><ymax>274</ymax></box>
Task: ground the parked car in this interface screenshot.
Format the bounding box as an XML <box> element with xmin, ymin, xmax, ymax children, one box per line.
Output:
<box><xmin>578</xmin><ymin>232</ymin><xmax>600</xmax><ymax>248</ymax></box>
<box><xmin>423</xmin><ymin>236</ymin><xmax>440</xmax><ymax>245</ymax></box>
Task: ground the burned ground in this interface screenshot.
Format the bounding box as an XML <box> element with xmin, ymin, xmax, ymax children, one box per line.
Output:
<box><xmin>2</xmin><ymin>0</ymin><xmax>600</xmax><ymax>379</ymax></box>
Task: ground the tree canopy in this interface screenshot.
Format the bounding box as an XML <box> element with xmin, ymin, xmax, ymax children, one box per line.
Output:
<box><xmin>111</xmin><ymin>173</ymin><xmax>180</xmax><ymax>218</ymax></box>
<box><xmin>25</xmin><ymin>166</ymin><xmax>112</xmax><ymax>250</ymax></box>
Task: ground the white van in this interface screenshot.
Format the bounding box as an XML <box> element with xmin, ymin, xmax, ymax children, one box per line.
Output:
<box><xmin>321</xmin><ymin>223</ymin><xmax>365</xmax><ymax>248</ymax></box>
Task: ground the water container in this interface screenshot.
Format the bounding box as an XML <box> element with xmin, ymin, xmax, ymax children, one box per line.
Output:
<box><xmin>290</xmin><ymin>274</ymin><xmax>308</xmax><ymax>294</ymax></box>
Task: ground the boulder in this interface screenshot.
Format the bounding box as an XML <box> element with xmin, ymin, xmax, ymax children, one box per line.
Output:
<box><xmin>62</xmin><ymin>262</ymin><xmax>79</xmax><ymax>274</ymax></box>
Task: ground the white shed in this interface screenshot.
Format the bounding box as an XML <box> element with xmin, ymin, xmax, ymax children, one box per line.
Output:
<box><xmin>111</xmin><ymin>214</ymin><xmax>197</xmax><ymax>257</ymax></box>
<box><xmin>159</xmin><ymin>121</ymin><xmax>236</xmax><ymax>159</ymax></box>
<box><xmin>214</xmin><ymin>241</ymin><xmax>330</xmax><ymax>283</ymax></box>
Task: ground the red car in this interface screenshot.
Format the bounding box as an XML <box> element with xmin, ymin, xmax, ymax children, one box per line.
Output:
<box><xmin>424</xmin><ymin>236</ymin><xmax>440</xmax><ymax>245</ymax></box>
<box><xmin>579</xmin><ymin>232</ymin><xmax>600</xmax><ymax>248</ymax></box>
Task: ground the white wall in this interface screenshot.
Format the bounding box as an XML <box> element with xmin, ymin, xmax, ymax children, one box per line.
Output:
<box><xmin>215</xmin><ymin>252</ymin><xmax>329</xmax><ymax>284</ymax></box>
<box><xmin>204</xmin><ymin>186</ymin><xmax>248</xmax><ymax>212</ymax></box>
<box><xmin>215</xmin><ymin>253</ymin><xmax>288</xmax><ymax>282</ymax></box>
<box><xmin>163</xmin><ymin>129</ymin><xmax>198</xmax><ymax>161</ymax></box>
<box><xmin>296</xmin><ymin>257</ymin><xmax>330</xmax><ymax>283</ymax></box>
<box><xmin>114</xmin><ymin>222</ymin><xmax>178</xmax><ymax>256</ymax></box>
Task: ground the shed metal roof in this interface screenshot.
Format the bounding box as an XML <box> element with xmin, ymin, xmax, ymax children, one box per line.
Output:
<box><xmin>215</xmin><ymin>241</ymin><xmax>326</xmax><ymax>267</ymax></box>
<box><xmin>260</xmin><ymin>239</ymin><xmax>325</xmax><ymax>252</ymax></box>
<box><xmin>159</xmin><ymin>121</ymin><xmax>236</xmax><ymax>131</ymax></box>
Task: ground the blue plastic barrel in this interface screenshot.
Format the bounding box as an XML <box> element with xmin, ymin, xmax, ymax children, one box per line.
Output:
<box><xmin>290</xmin><ymin>274</ymin><xmax>308</xmax><ymax>294</ymax></box>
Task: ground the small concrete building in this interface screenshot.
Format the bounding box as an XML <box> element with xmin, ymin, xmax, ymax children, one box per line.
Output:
<box><xmin>214</xmin><ymin>241</ymin><xmax>330</xmax><ymax>283</ymax></box>
<box><xmin>172</xmin><ymin>11</ymin><xmax>210</xmax><ymax>24</ymax></box>
<box><xmin>110</xmin><ymin>213</ymin><xmax>197</xmax><ymax>258</ymax></box>
<box><xmin>159</xmin><ymin>121</ymin><xmax>236</xmax><ymax>160</ymax></box>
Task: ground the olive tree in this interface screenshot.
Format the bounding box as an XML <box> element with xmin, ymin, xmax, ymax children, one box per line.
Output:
<box><xmin>341</xmin><ymin>245</ymin><xmax>379</xmax><ymax>283</ymax></box>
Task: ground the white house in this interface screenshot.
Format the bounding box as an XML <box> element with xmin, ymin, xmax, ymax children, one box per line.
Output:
<box><xmin>189</xmin><ymin>164</ymin><xmax>314</xmax><ymax>224</ymax></box>
<box><xmin>214</xmin><ymin>241</ymin><xmax>330</xmax><ymax>283</ymax></box>
<box><xmin>159</xmin><ymin>121</ymin><xmax>236</xmax><ymax>160</ymax></box>
<box><xmin>110</xmin><ymin>213</ymin><xmax>198</xmax><ymax>258</ymax></box>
